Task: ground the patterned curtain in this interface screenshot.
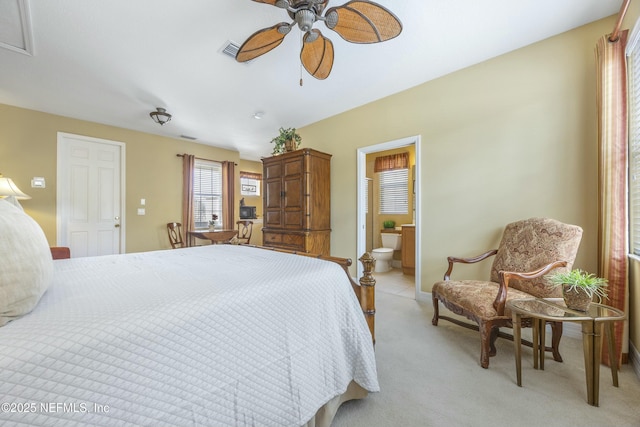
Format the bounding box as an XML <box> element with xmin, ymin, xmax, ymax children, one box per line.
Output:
<box><xmin>240</xmin><ymin>171</ymin><xmax>263</xmax><ymax>180</ymax></box>
<box><xmin>596</xmin><ymin>30</ymin><xmax>629</xmax><ymax>366</ymax></box>
<box><xmin>374</xmin><ymin>152</ymin><xmax>409</xmax><ymax>172</ymax></box>
<box><xmin>181</xmin><ymin>154</ymin><xmax>195</xmax><ymax>247</ymax></box>
<box><xmin>222</xmin><ymin>161</ymin><xmax>235</xmax><ymax>230</ymax></box>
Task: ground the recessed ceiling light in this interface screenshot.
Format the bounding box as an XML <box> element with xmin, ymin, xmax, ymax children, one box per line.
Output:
<box><xmin>253</xmin><ymin>112</ymin><xmax>264</xmax><ymax>120</ymax></box>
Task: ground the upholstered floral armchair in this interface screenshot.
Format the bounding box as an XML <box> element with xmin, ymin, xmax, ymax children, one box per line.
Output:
<box><xmin>431</xmin><ymin>218</ymin><xmax>583</xmax><ymax>368</ymax></box>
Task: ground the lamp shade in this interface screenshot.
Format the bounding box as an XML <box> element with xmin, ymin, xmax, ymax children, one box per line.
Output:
<box><xmin>0</xmin><ymin>176</ymin><xmax>31</xmax><ymax>199</ymax></box>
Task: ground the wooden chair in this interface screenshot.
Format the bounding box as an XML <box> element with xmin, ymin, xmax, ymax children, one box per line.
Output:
<box><xmin>431</xmin><ymin>218</ymin><xmax>583</xmax><ymax>368</ymax></box>
<box><xmin>167</xmin><ymin>222</ymin><xmax>185</xmax><ymax>249</ymax></box>
<box><xmin>50</xmin><ymin>247</ymin><xmax>71</xmax><ymax>260</ymax></box>
<box><xmin>236</xmin><ymin>220</ymin><xmax>253</xmax><ymax>244</ymax></box>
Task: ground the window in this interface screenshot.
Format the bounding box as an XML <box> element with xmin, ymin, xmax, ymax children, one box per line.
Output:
<box><xmin>240</xmin><ymin>171</ymin><xmax>262</xmax><ymax>196</ymax></box>
<box><xmin>193</xmin><ymin>159</ymin><xmax>222</xmax><ymax>229</ymax></box>
<box><xmin>378</xmin><ymin>168</ymin><xmax>409</xmax><ymax>214</ymax></box>
<box><xmin>629</xmin><ymin>32</ymin><xmax>640</xmax><ymax>255</ymax></box>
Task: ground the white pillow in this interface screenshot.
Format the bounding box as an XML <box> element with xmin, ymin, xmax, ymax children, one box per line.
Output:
<box><xmin>0</xmin><ymin>199</ymin><xmax>53</xmax><ymax>326</ymax></box>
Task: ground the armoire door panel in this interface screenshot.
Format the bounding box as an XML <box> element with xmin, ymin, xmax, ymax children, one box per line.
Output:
<box><xmin>283</xmin><ymin>157</ymin><xmax>303</xmax><ymax>177</ymax></box>
<box><xmin>265</xmin><ymin>180</ymin><xmax>282</xmax><ymax>209</ymax></box>
<box><xmin>283</xmin><ymin>178</ymin><xmax>303</xmax><ymax>209</ymax></box>
<box><xmin>283</xmin><ymin>211</ymin><xmax>303</xmax><ymax>228</ymax></box>
<box><xmin>265</xmin><ymin>210</ymin><xmax>282</xmax><ymax>227</ymax></box>
<box><xmin>265</xmin><ymin>163</ymin><xmax>282</xmax><ymax>180</ymax></box>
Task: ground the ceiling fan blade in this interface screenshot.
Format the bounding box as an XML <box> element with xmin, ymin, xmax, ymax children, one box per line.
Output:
<box><xmin>324</xmin><ymin>0</ymin><xmax>402</xmax><ymax>44</ymax></box>
<box><xmin>300</xmin><ymin>29</ymin><xmax>334</xmax><ymax>80</ymax></box>
<box><xmin>236</xmin><ymin>23</ymin><xmax>291</xmax><ymax>62</ymax></box>
<box><xmin>251</xmin><ymin>0</ymin><xmax>278</xmax><ymax>5</ymax></box>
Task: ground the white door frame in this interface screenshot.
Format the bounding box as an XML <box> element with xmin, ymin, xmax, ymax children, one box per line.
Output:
<box><xmin>356</xmin><ymin>135</ymin><xmax>421</xmax><ymax>299</ymax></box>
<box><xmin>56</xmin><ymin>132</ymin><xmax>126</xmax><ymax>254</ymax></box>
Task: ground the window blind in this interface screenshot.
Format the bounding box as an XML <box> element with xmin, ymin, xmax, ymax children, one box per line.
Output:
<box><xmin>193</xmin><ymin>159</ymin><xmax>223</xmax><ymax>228</ymax></box>
<box><xmin>378</xmin><ymin>168</ymin><xmax>408</xmax><ymax>214</ymax></box>
<box><xmin>629</xmin><ymin>35</ymin><xmax>640</xmax><ymax>255</ymax></box>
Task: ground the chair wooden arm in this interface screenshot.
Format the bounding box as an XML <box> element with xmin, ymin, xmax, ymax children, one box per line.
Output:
<box><xmin>493</xmin><ymin>260</ymin><xmax>568</xmax><ymax>314</ymax></box>
<box><xmin>50</xmin><ymin>247</ymin><xmax>71</xmax><ymax>260</ymax></box>
<box><xmin>444</xmin><ymin>249</ymin><xmax>498</xmax><ymax>280</ymax></box>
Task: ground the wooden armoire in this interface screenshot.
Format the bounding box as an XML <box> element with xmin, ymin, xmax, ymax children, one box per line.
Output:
<box><xmin>261</xmin><ymin>148</ymin><xmax>331</xmax><ymax>255</ymax></box>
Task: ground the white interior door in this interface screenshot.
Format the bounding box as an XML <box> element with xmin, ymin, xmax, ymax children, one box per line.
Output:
<box><xmin>57</xmin><ymin>132</ymin><xmax>125</xmax><ymax>257</ymax></box>
<box><xmin>357</xmin><ymin>135</ymin><xmax>421</xmax><ymax>299</ymax></box>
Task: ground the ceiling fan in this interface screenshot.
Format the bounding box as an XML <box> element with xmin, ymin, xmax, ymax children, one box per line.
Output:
<box><xmin>235</xmin><ymin>0</ymin><xmax>402</xmax><ymax>80</ymax></box>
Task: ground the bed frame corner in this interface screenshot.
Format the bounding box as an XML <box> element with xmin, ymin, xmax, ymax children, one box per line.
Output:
<box><xmin>357</xmin><ymin>252</ymin><xmax>376</xmax><ymax>345</ymax></box>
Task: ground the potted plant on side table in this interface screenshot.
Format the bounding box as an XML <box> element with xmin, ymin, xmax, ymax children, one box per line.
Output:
<box><xmin>270</xmin><ymin>127</ymin><xmax>302</xmax><ymax>155</ymax></box>
<box><xmin>546</xmin><ymin>269</ymin><xmax>608</xmax><ymax>311</ymax></box>
<box><xmin>209</xmin><ymin>214</ymin><xmax>219</xmax><ymax>231</ymax></box>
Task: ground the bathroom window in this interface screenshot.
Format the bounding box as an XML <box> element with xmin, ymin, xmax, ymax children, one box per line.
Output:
<box><xmin>378</xmin><ymin>168</ymin><xmax>408</xmax><ymax>214</ymax></box>
<box><xmin>240</xmin><ymin>171</ymin><xmax>261</xmax><ymax>196</ymax></box>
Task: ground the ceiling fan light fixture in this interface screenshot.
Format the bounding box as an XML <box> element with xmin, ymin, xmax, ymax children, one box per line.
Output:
<box><xmin>295</xmin><ymin>9</ymin><xmax>316</xmax><ymax>32</ymax></box>
<box><xmin>305</xmin><ymin>31</ymin><xmax>319</xmax><ymax>43</ymax></box>
<box><xmin>150</xmin><ymin>107</ymin><xmax>172</xmax><ymax>126</ymax></box>
<box><xmin>325</xmin><ymin>11</ymin><xmax>338</xmax><ymax>28</ymax></box>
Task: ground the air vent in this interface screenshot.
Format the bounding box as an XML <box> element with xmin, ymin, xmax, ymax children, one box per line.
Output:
<box><xmin>180</xmin><ymin>135</ymin><xmax>197</xmax><ymax>141</ymax></box>
<box><xmin>220</xmin><ymin>40</ymin><xmax>251</xmax><ymax>63</ymax></box>
<box><xmin>221</xmin><ymin>41</ymin><xmax>240</xmax><ymax>59</ymax></box>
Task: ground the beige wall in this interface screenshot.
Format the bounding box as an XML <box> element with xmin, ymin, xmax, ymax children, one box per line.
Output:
<box><xmin>303</xmin><ymin>12</ymin><xmax>640</xmax><ymax>359</ymax></box>
<box><xmin>0</xmin><ymin>104</ymin><xmax>242</xmax><ymax>253</ymax></box>
<box><xmin>238</xmin><ymin>159</ymin><xmax>264</xmax><ymax>246</ymax></box>
<box><xmin>301</xmin><ymin>18</ymin><xmax>611</xmax><ymax>292</ymax></box>
<box><xmin>238</xmin><ymin>159</ymin><xmax>264</xmax><ymax>219</ymax></box>
<box><xmin>623</xmin><ymin>3</ymin><xmax>640</xmax><ymax>359</ymax></box>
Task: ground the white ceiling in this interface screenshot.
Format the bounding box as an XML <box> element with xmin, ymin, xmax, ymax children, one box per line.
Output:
<box><xmin>0</xmin><ymin>0</ymin><xmax>622</xmax><ymax>160</ymax></box>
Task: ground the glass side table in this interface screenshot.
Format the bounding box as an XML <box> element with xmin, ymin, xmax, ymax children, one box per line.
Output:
<box><xmin>507</xmin><ymin>297</ymin><xmax>625</xmax><ymax>406</ymax></box>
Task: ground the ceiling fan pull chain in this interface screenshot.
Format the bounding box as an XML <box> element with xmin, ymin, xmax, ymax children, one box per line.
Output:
<box><xmin>300</xmin><ymin>31</ymin><xmax>304</xmax><ymax>87</ymax></box>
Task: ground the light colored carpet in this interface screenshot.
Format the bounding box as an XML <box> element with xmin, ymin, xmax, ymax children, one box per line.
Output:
<box><xmin>332</xmin><ymin>292</ymin><xmax>640</xmax><ymax>427</ymax></box>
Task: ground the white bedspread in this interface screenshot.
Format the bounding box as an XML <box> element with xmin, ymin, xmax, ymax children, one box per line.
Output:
<box><xmin>0</xmin><ymin>245</ymin><xmax>378</xmax><ymax>426</ymax></box>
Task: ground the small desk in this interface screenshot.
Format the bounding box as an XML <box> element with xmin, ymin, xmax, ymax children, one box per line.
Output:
<box><xmin>507</xmin><ymin>298</ymin><xmax>625</xmax><ymax>406</ymax></box>
<box><xmin>188</xmin><ymin>230</ymin><xmax>238</xmax><ymax>246</ymax></box>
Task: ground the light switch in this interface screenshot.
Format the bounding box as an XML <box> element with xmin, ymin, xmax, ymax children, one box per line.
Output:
<box><xmin>31</xmin><ymin>177</ymin><xmax>46</xmax><ymax>188</ymax></box>
<box><xmin>137</xmin><ymin>208</ymin><xmax>145</xmax><ymax>215</ymax></box>
<box><xmin>140</xmin><ymin>198</ymin><xmax>145</xmax><ymax>206</ymax></box>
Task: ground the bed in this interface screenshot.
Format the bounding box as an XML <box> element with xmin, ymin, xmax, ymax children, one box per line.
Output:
<box><xmin>0</xmin><ymin>200</ymin><xmax>379</xmax><ymax>427</ymax></box>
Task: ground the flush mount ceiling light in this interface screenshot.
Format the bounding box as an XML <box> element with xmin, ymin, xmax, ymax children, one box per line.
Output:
<box><xmin>253</xmin><ymin>112</ymin><xmax>264</xmax><ymax>119</ymax></box>
<box><xmin>149</xmin><ymin>107</ymin><xmax>172</xmax><ymax>126</ymax></box>
<box><xmin>236</xmin><ymin>0</ymin><xmax>402</xmax><ymax>80</ymax></box>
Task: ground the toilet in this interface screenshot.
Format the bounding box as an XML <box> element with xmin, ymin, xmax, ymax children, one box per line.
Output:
<box><xmin>372</xmin><ymin>233</ymin><xmax>402</xmax><ymax>273</ymax></box>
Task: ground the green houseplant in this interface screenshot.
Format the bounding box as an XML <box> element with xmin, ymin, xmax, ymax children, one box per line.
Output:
<box><xmin>546</xmin><ymin>269</ymin><xmax>608</xmax><ymax>311</ymax></box>
<box><xmin>270</xmin><ymin>127</ymin><xmax>302</xmax><ymax>155</ymax></box>
<box><xmin>383</xmin><ymin>220</ymin><xmax>396</xmax><ymax>229</ymax></box>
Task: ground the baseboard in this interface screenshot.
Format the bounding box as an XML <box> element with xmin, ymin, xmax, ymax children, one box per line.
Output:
<box><xmin>417</xmin><ymin>290</ymin><xmax>431</xmax><ymax>302</ymax></box>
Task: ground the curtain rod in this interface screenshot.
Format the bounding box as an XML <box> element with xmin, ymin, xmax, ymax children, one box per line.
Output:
<box><xmin>176</xmin><ymin>154</ymin><xmax>237</xmax><ymax>165</ymax></box>
<box><xmin>609</xmin><ymin>0</ymin><xmax>631</xmax><ymax>42</ymax></box>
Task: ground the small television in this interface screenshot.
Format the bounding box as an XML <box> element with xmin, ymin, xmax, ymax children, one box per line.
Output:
<box><xmin>239</xmin><ymin>205</ymin><xmax>257</xmax><ymax>219</ymax></box>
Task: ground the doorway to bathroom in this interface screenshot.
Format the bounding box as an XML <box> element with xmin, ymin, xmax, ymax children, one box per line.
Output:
<box><xmin>356</xmin><ymin>135</ymin><xmax>421</xmax><ymax>299</ymax></box>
